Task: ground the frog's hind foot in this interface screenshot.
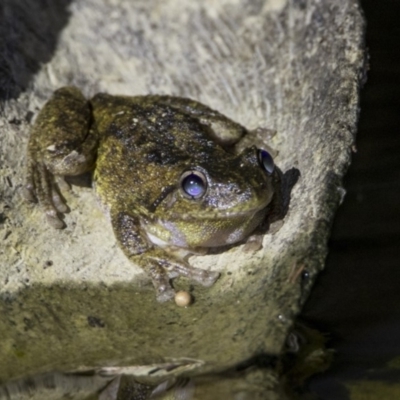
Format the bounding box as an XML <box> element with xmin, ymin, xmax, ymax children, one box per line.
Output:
<box><xmin>22</xmin><ymin>160</ymin><xmax>67</xmax><ymax>229</ymax></box>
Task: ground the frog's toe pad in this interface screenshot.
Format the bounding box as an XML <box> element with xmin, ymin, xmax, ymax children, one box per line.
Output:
<box><xmin>45</xmin><ymin>212</ymin><xmax>65</xmax><ymax>229</ymax></box>
<box><xmin>156</xmin><ymin>287</ymin><xmax>176</xmax><ymax>303</ymax></box>
<box><xmin>52</xmin><ymin>192</ymin><xmax>68</xmax><ymax>213</ymax></box>
<box><xmin>21</xmin><ymin>185</ymin><xmax>37</xmax><ymax>203</ymax></box>
<box><xmin>195</xmin><ymin>270</ymin><xmax>220</xmax><ymax>287</ymax></box>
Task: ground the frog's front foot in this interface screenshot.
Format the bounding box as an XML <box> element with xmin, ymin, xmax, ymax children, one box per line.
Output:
<box><xmin>154</xmin><ymin>268</ymin><xmax>220</xmax><ymax>303</ymax></box>
<box><xmin>156</xmin><ymin>285</ymin><xmax>176</xmax><ymax>303</ymax></box>
<box><xmin>22</xmin><ymin>159</ymin><xmax>68</xmax><ymax>229</ymax></box>
<box><xmin>156</xmin><ymin>267</ymin><xmax>220</xmax><ymax>303</ymax></box>
<box><xmin>147</xmin><ymin>263</ymin><xmax>176</xmax><ymax>302</ymax></box>
<box><xmin>177</xmin><ymin>266</ymin><xmax>220</xmax><ymax>288</ymax></box>
<box><xmin>142</xmin><ymin>252</ymin><xmax>220</xmax><ymax>303</ymax></box>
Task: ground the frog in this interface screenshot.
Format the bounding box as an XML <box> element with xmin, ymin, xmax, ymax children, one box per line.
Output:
<box><xmin>23</xmin><ymin>87</ymin><xmax>282</xmax><ymax>303</ymax></box>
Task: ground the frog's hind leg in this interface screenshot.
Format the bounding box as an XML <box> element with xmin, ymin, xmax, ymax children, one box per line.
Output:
<box><xmin>23</xmin><ymin>87</ymin><xmax>97</xmax><ymax>228</ymax></box>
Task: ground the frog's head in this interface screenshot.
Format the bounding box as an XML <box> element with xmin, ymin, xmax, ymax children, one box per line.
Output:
<box><xmin>148</xmin><ymin>146</ymin><xmax>280</xmax><ymax>248</ymax></box>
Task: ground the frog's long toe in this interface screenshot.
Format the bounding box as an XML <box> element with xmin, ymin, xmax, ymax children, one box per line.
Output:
<box><xmin>191</xmin><ymin>269</ymin><xmax>220</xmax><ymax>287</ymax></box>
<box><xmin>22</xmin><ymin>161</ymin><xmax>38</xmax><ymax>203</ymax></box>
<box><xmin>156</xmin><ymin>286</ymin><xmax>176</xmax><ymax>303</ymax></box>
<box><xmin>51</xmin><ymin>188</ymin><xmax>68</xmax><ymax>213</ymax></box>
<box><xmin>21</xmin><ymin>183</ymin><xmax>37</xmax><ymax>203</ymax></box>
<box><xmin>154</xmin><ymin>278</ymin><xmax>176</xmax><ymax>303</ymax></box>
<box><xmin>45</xmin><ymin>209</ymin><xmax>66</xmax><ymax>229</ymax></box>
<box><xmin>148</xmin><ymin>263</ymin><xmax>176</xmax><ymax>303</ymax></box>
<box><xmin>24</xmin><ymin>161</ymin><xmax>66</xmax><ymax>228</ymax></box>
<box><xmin>173</xmin><ymin>263</ymin><xmax>220</xmax><ymax>287</ymax></box>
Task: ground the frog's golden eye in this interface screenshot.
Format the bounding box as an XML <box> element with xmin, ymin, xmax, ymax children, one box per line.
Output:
<box><xmin>180</xmin><ymin>170</ymin><xmax>207</xmax><ymax>199</ymax></box>
<box><xmin>258</xmin><ymin>149</ymin><xmax>275</xmax><ymax>175</ymax></box>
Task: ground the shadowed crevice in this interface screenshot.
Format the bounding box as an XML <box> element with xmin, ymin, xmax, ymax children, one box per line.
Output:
<box><xmin>0</xmin><ymin>0</ymin><xmax>73</xmax><ymax>101</ymax></box>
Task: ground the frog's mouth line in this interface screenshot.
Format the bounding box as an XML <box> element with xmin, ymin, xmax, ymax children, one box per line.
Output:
<box><xmin>151</xmin><ymin>186</ymin><xmax>271</xmax><ymax>217</ymax></box>
<box><xmin>164</xmin><ymin>203</ymin><xmax>269</xmax><ymax>221</ymax></box>
<box><xmin>150</xmin><ymin>206</ymin><xmax>268</xmax><ymax>248</ymax></box>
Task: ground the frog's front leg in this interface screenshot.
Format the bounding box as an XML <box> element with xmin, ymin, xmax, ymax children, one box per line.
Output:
<box><xmin>23</xmin><ymin>87</ymin><xmax>97</xmax><ymax>228</ymax></box>
<box><xmin>112</xmin><ymin>211</ymin><xmax>220</xmax><ymax>303</ymax></box>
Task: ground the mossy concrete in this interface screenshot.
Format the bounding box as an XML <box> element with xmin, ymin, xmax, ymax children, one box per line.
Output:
<box><xmin>0</xmin><ymin>0</ymin><xmax>365</xmax><ymax>397</ymax></box>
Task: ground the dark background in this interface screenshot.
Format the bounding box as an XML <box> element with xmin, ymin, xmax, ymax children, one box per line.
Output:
<box><xmin>300</xmin><ymin>0</ymin><xmax>400</xmax><ymax>398</ymax></box>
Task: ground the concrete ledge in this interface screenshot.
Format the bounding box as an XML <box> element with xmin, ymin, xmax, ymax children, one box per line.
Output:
<box><xmin>0</xmin><ymin>0</ymin><xmax>365</xmax><ymax>396</ymax></box>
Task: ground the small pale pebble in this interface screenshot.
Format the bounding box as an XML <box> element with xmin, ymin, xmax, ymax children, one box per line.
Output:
<box><xmin>175</xmin><ymin>291</ymin><xmax>192</xmax><ymax>307</ymax></box>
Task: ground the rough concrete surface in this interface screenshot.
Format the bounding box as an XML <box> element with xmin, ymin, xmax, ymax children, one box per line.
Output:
<box><xmin>0</xmin><ymin>0</ymin><xmax>365</xmax><ymax>398</ymax></box>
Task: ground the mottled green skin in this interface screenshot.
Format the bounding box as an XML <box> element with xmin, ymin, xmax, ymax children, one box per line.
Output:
<box><xmin>24</xmin><ymin>87</ymin><xmax>282</xmax><ymax>302</ymax></box>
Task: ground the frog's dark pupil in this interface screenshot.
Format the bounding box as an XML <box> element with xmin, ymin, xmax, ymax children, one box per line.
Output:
<box><xmin>181</xmin><ymin>173</ymin><xmax>205</xmax><ymax>198</ymax></box>
<box><xmin>259</xmin><ymin>149</ymin><xmax>274</xmax><ymax>174</ymax></box>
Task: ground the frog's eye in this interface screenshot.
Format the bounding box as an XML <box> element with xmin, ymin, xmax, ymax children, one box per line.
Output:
<box><xmin>258</xmin><ymin>149</ymin><xmax>275</xmax><ymax>175</ymax></box>
<box><xmin>180</xmin><ymin>170</ymin><xmax>207</xmax><ymax>199</ymax></box>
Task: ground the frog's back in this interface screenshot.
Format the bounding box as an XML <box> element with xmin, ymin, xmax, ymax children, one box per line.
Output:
<box><xmin>91</xmin><ymin>94</ymin><xmax>219</xmax><ymax>211</ymax></box>
<box><xmin>91</xmin><ymin>93</ymin><xmax>216</xmax><ymax>152</ymax></box>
